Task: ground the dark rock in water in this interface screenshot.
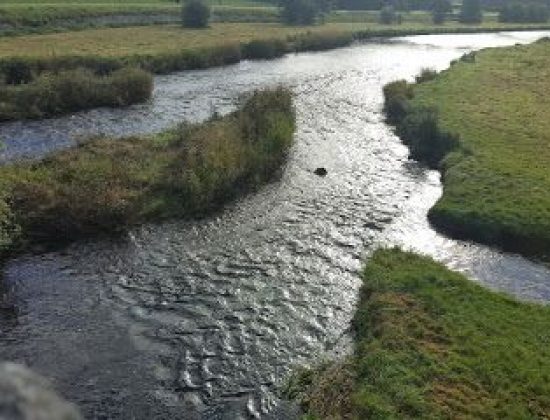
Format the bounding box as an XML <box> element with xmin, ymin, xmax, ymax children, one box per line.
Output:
<box><xmin>0</xmin><ymin>363</ymin><xmax>82</xmax><ymax>420</ymax></box>
<box><xmin>314</xmin><ymin>167</ymin><xmax>328</xmax><ymax>176</ymax></box>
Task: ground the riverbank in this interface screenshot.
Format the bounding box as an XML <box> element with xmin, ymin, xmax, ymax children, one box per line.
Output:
<box><xmin>287</xmin><ymin>248</ymin><xmax>550</xmax><ymax>418</ymax></box>
<box><xmin>383</xmin><ymin>38</ymin><xmax>550</xmax><ymax>259</ymax></box>
<box><xmin>0</xmin><ymin>87</ymin><xmax>294</xmax><ymax>257</ymax></box>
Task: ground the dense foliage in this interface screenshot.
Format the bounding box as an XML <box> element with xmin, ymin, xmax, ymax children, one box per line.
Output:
<box><xmin>379</xmin><ymin>5</ymin><xmax>401</xmax><ymax>23</ymax></box>
<box><xmin>182</xmin><ymin>0</ymin><xmax>211</xmax><ymax>28</ymax></box>
<box><xmin>459</xmin><ymin>0</ymin><xmax>483</xmax><ymax>22</ymax></box>
<box><xmin>383</xmin><ymin>79</ymin><xmax>458</xmax><ymax>168</ymax></box>
<box><xmin>499</xmin><ymin>2</ymin><xmax>549</xmax><ymax>23</ymax></box>
<box><xmin>279</xmin><ymin>0</ymin><xmax>336</xmax><ymax>25</ymax></box>
<box><xmin>431</xmin><ymin>0</ymin><xmax>452</xmax><ymax>23</ymax></box>
<box><xmin>280</xmin><ymin>0</ymin><xmax>321</xmax><ymax>25</ymax></box>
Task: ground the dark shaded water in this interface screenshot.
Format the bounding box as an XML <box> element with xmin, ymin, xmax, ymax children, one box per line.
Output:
<box><xmin>1</xmin><ymin>31</ymin><xmax>550</xmax><ymax>419</ymax></box>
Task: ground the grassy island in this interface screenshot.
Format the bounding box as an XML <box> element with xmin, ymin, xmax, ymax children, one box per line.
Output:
<box><xmin>383</xmin><ymin>38</ymin><xmax>550</xmax><ymax>258</ymax></box>
<box><xmin>287</xmin><ymin>248</ymin><xmax>550</xmax><ymax>419</ymax></box>
<box><xmin>0</xmin><ymin>87</ymin><xmax>294</xmax><ymax>256</ymax></box>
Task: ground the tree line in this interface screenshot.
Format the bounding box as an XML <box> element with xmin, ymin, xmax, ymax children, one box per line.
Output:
<box><xmin>179</xmin><ymin>0</ymin><xmax>548</xmax><ymax>28</ymax></box>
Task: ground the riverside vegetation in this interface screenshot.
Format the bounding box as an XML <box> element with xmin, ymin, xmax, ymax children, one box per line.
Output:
<box><xmin>0</xmin><ymin>87</ymin><xmax>294</xmax><ymax>257</ymax></box>
<box><xmin>383</xmin><ymin>38</ymin><xmax>550</xmax><ymax>258</ymax></box>
<box><xmin>0</xmin><ymin>66</ymin><xmax>152</xmax><ymax>121</ymax></box>
<box><xmin>286</xmin><ymin>248</ymin><xmax>550</xmax><ymax>418</ymax></box>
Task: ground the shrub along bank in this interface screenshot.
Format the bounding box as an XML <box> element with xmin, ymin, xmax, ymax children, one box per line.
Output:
<box><xmin>0</xmin><ymin>87</ymin><xmax>294</xmax><ymax>256</ymax></box>
<box><xmin>0</xmin><ymin>67</ymin><xmax>152</xmax><ymax>121</ymax></box>
<box><xmin>286</xmin><ymin>248</ymin><xmax>550</xmax><ymax>418</ymax></box>
<box><xmin>383</xmin><ymin>38</ymin><xmax>550</xmax><ymax>258</ymax></box>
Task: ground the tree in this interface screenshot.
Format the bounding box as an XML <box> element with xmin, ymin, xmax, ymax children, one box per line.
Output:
<box><xmin>379</xmin><ymin>5</ymin><xmax>398</xmax><ymax>24</ymax></box>
<box><xmin>281</xmin><ymin>0</ymin><xmax>319</xmax><ymax>25</ymax></box>
<box><xmin>459</xmin><ymin>0</ymin><xmax>482</xmax><ymax>23</ymax></box>
<box><xmin>499</xmin><ymin>3</ymin><xmax>549</xmax><ymax>23</ymax></box>
<box><xmin>182</xmin><ymin>0</ymin><xmax>211</xmax><ymax>28</ymax></box>
<box><xmin>432</xmin><ymin>0</ymin><xmax>451</xmax><ymax>24</ymax></box>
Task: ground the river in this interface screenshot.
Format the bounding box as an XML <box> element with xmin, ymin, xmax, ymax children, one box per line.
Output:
<box><xmin>1</xmin><ymin>31</ymin><xmax>550</xmax><ymax>419</ymax></box>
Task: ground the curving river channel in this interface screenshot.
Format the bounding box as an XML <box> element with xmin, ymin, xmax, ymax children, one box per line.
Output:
<box><xmin>2</xmin><ymin>31</ymin><xmax>550</xmax><ymax>419</ymax></box>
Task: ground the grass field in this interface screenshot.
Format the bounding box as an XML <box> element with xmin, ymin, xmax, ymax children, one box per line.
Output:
<box><xmin>0</xmin><ymin>23</ymin><xmax>352</xmax><ymax>58</ymax></box>
<box><xmin>385</xmin><ymin>39</ymin><xmax>550</xmax><ymax>257</ymax></box>
<box><xmin>1</xmin><ymin>19</ymin><xmax>549</xmax><ymax>60</ymax></box>
<box><xmin>287</xmin><ymin>248</ymin><xmax>550</xmax><ymax>418</ymax></box>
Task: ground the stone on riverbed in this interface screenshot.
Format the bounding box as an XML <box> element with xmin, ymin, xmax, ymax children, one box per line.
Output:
<box><xmin>314</xmin><ymin>167</ymin><xmax>328</xmax><ymax>176</ymax></box>
<box><xmin>0</xmin><ymin>363</ymin><xmax>82</xmax><ymax>420</ymax></box>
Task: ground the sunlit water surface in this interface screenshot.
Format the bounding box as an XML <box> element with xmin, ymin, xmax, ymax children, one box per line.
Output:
<box><xmin>1</xmin><ymin>31</ymin><xmax>550</xmax><ymax>419</ymax></box>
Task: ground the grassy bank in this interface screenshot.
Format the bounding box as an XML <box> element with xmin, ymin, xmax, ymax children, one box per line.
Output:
<box><xmin>383</xmin><ymin>38</ymin><xmax>550</xmax><ymax>258</ymax></box>
<box><xmin>287</xmin><ymin>248</ymin><xmax>550</xmax><ymax>418</ymax></box>
<box><xmin>0</xmin><ymin>67</ymin><xmax>152</xmax><ymax>121</ymax></box>
<box><xmin>0</xmin><ymin>87</ymin><xmax>294</xmax><ymax>255</ymax></box>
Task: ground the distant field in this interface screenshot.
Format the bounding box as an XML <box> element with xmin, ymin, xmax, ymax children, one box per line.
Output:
<box><xmin>0</xmin><ymin>23</ymin><xmax>359</xmax><ymax>58</ymax></box>
<box><xmin>1</xmin><ymin>20</ymin><xmax>549</xmax><ymax>59</ymax></box>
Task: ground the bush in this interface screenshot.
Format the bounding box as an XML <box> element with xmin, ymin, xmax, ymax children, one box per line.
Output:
<box><xmin>415</xmin><ymin>67</ymin><xmax>438</xmax><ymax>83</ymax></box>
<box><xmin>292</xmin><ymin>31</ymin><xmax>354</xmax><ymax>51</ymax></box>
<box><xmin>182</xmin><ymin>0</ymin><xmax>211</xmax><ymax>28</ymax></box>
<box><xmin>2</xmin><ymin>60</ymin><xmax>33</xmax><ymax>85</ymax></box>
<box><xmin>432</xmin><ymin>0</ymin><xmax>452</xmax><ymax>24</ymax></box>
<box><xmin>0</xmin><ymin>67</ymin><xmax>153</xmax><ymax>121</ymax></box>
<box><xmin>396</xmin><ymin>105</ymin><xmax>458</xmax><ymax>168</ymax></box>
<box><xmin>242</xmin><ymin>39</ymin><xmax>289</xmax><ymax>59</ymax></box>
<box><xmin>379</xmin><ymin>6</ymin><xmax>399</xmax><ymax>24</ymax></box>
<box><xmin>459</xmin><ymin>0</ymin><xmax>482</xmax><ymax>23</ymax></box>
<box><xmin>383</xmin><ymin>78</ymin><xmax>458</xmax><ymax>168</ymax></box>
<box><xmin>382</xmin><ymin>80</ymin><xmax>414</xmax><ymax>124</ymax></box>
<box><xmin>281</xmin><ymin>0</ymin><xmax>319</xmax><ymax>25</ymax></box>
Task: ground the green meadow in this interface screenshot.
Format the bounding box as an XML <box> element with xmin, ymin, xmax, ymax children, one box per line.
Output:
<box><xmin>287</xmin><ymin>248</ymin><xmax>550</xmax><ymax>418</ymax></box>
<box><xmin>384</xmin><ymin>39</ymin><xmax>550</xmax><ymax>258</ymax></box>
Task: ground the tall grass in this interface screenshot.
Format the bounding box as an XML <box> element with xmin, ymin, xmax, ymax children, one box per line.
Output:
<box><xmin>0</xmin><ymin>87</ymin><xmax>294</xmax><ymax>250</ymax></box>
<box><xmin>0</xmin><ymin>67</ymin><xmax>153</xmax><ymax>121</ymax></box>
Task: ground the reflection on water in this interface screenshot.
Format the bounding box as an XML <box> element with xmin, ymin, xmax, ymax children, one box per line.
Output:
<box><xmin>1</xmin><ymin>31</ymin><xmax>550</xmax><ymax>419</ymax></box>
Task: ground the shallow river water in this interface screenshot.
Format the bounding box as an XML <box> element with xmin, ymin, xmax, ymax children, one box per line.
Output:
<box><xmin>1</xmin><ymin>31</ymin><xmax>550</xmax><ymax>419</ymax></box>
